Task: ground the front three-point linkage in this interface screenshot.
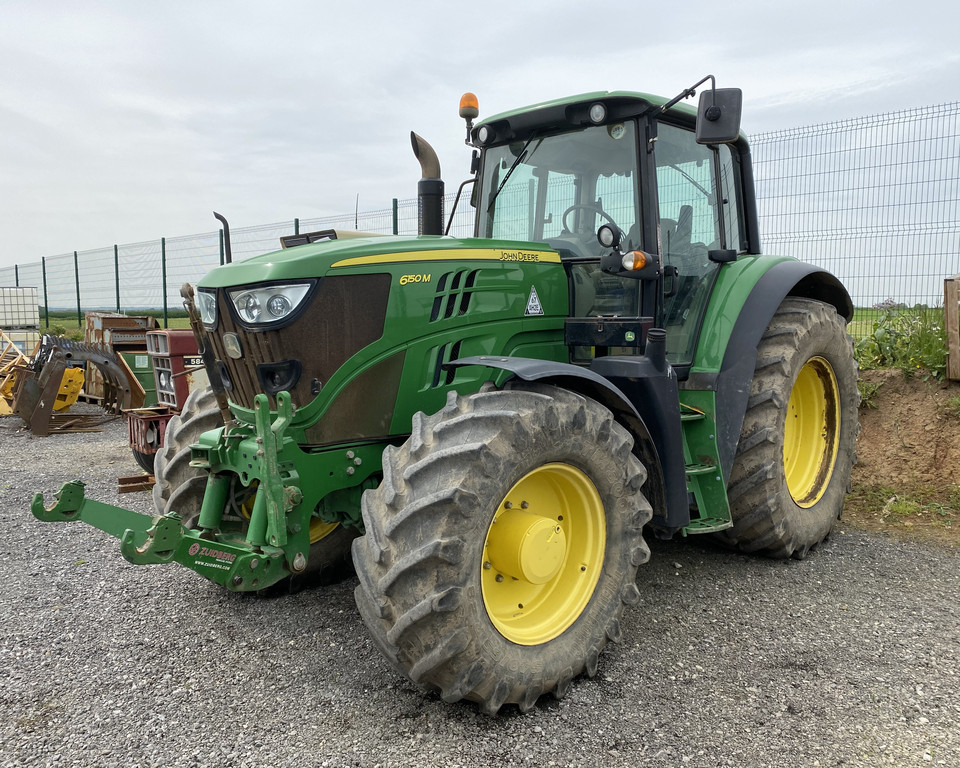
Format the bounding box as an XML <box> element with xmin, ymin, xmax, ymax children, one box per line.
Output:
<box><xmin>31</xmin><ymin>391</ymin><xmax>306</xmax><ymax>591</ymax></box>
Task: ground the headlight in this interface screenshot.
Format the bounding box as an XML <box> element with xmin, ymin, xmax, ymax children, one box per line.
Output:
<box><xmin>227</xmin><ymin>282</ymin><xmax>313</xmax><ymax>326</ymax></box>
<box><xmin>197</xmin><ymin>289</ymin><xmax>218</xmax><ymax>326</ymax></box>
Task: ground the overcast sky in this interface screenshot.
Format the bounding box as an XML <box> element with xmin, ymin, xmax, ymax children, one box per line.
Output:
<box><xmin>1</xmin><ymin>0</ymin><xmax>957</xmax><ymax>271</ymax></box>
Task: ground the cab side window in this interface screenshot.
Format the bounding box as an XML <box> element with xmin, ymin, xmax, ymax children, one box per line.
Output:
<box><xmin>655</xmin><ymin>123</ymin><xmax>742</xmax><ymax>364</ymax></box>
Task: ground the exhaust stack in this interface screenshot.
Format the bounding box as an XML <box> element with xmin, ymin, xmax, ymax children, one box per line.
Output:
<box><xmin>213</xmin><ymin>211</ymin><xmax>233</xmax><ymax>264</ymax></box>
<box><xmin>411</xmin><ymin>132</ymin><xmax>444</xmax><ymax>236</ymax></box>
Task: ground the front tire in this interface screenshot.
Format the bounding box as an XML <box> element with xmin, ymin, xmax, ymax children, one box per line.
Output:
<box><xmin>720</xmin><ymin>297</ymin><xmax>858</xmax><ymax>558</ymax></box>
<box><xmin>352</xmin><ymin>383</ymin><xmax>652</xmax><ymax>713</ymax></box>
<box><xmin>153</xmin><ymin>386</ymin><xmax>223</xmax><ymax>527</ymax></box>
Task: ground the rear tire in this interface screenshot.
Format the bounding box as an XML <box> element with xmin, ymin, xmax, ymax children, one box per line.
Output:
<box><xmin>718</xmin><ymin>297</ymin><xmax>858</xmax><ymax>558</ymax></box>
<box><xmin>132</xmin><ymin>448</ymin><xmax>156</xmax><ymax>474</ymax></box>
<box><xmin>353</xmin><ymin>383</ymin><xmax>651</xmax><ymax>713</ymax></box>
<box><xmin>152</xmin><ymin>386</ymin><xmax>356</xmax><ymax>585</ymax></box>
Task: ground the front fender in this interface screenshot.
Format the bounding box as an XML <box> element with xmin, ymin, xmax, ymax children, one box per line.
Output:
<box><xmin>449</xmin><ymin>355</ymin><xmax>640</xmax><ymax>418</ymax></box>
<box><xmin>449</xmin><ymin>355</ymin><xmax>688</xmax><ymax>530</ymax></box>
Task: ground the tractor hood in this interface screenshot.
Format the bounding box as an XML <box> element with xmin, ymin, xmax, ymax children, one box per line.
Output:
<box><xmin>197</xmin><ymin>235</ymin><xmax>561</xmax><ymax>288</ymax></box>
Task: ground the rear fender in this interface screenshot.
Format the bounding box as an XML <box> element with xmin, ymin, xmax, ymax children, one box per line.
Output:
<box><xmin>684</xmin><ymin>258</ymin><xmax>853</xmax><ymax>482</ymax></box>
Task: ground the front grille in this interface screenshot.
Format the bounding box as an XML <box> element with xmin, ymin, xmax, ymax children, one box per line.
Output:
<box><xmin>153</xmin><ymin>357</ymin><xmax>176</xmax><ymax>406</ymax></box>
<box><xmin>206</xmin><ymin>273</ymin><xmax>391</xmax><ymax>411</ymax></box>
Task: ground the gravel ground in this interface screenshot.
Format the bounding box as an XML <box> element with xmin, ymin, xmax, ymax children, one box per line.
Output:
<box><xmin>1</xmin><ymin>411</ymin><xmax>959</xmax><ymax>768</ymax></box>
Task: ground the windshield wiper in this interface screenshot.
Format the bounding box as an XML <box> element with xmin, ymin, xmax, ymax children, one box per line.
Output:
<box><xmin>487</xmin><ymin>136</ymin><xmax>539</xmax><ymax>212</ymax></box>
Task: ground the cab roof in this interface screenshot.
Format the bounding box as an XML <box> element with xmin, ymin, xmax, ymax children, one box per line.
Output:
<box><xmin>474</xmin><ymin>91</ymin><xmax>699</xmax><ymax>144</ymax></box>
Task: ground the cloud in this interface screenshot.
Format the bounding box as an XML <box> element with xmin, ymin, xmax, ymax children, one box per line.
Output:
<box><xmin>0</xmin><ymin>0</ymin><xmax>957</xmax><ymax>269</ymax></box>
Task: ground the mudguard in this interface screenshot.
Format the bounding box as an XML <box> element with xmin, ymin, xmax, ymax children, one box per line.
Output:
<box><xmin>683</xmin><ymin>257</ymin><xmax>853</xmax><ymax>483</ymax></box>
<box><xmin>449</xmin><ymin>355</ymin><xmax>689</xmax><ymax>529</ymax></box>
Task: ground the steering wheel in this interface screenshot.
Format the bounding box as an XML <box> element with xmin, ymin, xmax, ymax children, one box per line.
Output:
<box><xmin>561</xmin><ymin>204</ymin><xmax>617</xmax><ymax>234</ymax></box>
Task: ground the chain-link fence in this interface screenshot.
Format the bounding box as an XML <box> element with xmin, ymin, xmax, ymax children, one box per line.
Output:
<box><xmin>1</xmin><ymin>102</ymin><xmax>957</xmax><ymax>326</ymax></box>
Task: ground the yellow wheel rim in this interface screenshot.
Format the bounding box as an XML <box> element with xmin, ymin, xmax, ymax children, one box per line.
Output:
<box><xmin>481</xmin><ymin>463</ymin><xmax>605</xmax><ymax>646</ymax></box>
<box><xmin>783</xmin><ymin>356</ymin><xmax>841</xmax><ymax>508</ymax></box>
<box><xmin>308</xmin><ymin>517</ymin><xmax>339</xmax><ymax>544</ymax></box>
<box><xmin>240</xmin><ymin>486</ymin><xmax>339</xmax><ymax>544</ymax></box>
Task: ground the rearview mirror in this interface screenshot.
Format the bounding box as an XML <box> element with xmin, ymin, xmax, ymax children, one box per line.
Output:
<box><xmin>695</xmin><ymin>88</ymin><xmax>742</xmax><ymax>144</ymax></box>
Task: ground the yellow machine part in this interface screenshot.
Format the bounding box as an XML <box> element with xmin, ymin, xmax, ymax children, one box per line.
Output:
<box><xmin>0</xmin><ymin>333</ymin><xmax>28</xmax><ymax>414</ymax></box>
<box><xmin>1</xmin><ymin>366</ymin><xmax>85</xmax><ymax>414</ymax></box>
<box><xmin>53</xmin><ymin>368</ymin><xmax>85</xmax><ymax>412</ymax></box>
<box><xmin>0</xmin><ymin>374</ymin><xmax>15</xmax><ymax>413</ymax></box>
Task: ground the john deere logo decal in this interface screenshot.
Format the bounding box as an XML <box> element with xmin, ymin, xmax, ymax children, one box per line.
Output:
<box><xmin>501</xmin><ymin>250</ymin><xmax>542</xmax><ymax>262</ymax></box>
<box><xmin>525</xmin><ymin>286</ymin><xmax>544</xmax><ymax>316</ymax></box>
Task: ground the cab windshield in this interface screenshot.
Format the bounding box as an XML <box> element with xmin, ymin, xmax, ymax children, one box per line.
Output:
<box><xmin>477</xmin><ymin>121</ymin><xmax>640</xmax><ymax>259</ymax></box>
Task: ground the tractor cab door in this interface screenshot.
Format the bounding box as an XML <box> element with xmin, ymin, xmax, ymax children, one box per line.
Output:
<box><xmin>652</xmin><ymin>122</ymin><xmax>747</xmax><ymax>368</ymax></box>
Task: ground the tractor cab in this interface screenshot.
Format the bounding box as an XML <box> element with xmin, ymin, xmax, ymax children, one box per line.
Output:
<box><xmin>470</xmin><ymin>82</ymin><xmax>749</xmax><ymax>372</ymax></box>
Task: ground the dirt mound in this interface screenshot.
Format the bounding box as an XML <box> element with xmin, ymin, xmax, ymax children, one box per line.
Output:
<box><xmin>845</xmin><ymin>368</ymin><xmax>960</xmax><ymax>546</ymax></box>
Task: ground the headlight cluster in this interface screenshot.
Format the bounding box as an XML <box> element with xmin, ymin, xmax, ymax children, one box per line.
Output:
<box><xmin>227</xmin><ymin>282</ymin><xmax>313</xmax><ymax>326</ymax></box>
<box><xmin>196</xmin><ymin>289</ymin><xmax>218</xmax><ymax>326</ymax></box>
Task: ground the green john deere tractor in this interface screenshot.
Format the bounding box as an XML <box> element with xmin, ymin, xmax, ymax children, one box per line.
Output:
<box><xmin>34</xmin><ymin>76</ymin><xmax>858</xmax><ymax>714</ymax></box>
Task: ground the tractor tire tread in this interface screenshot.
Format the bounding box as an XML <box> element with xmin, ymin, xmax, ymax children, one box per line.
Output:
<box><xmin>353</xmin><ymin>382</ymin><xmax>651</xmax><ymax>713</ymax></box>
<box><xmin>152</xmin><ymin>387</ymin><xmax>223</xmax><ymax>525</ymax></box>
<box><xmin>716</xmin><ymin>297</ymin><xmax>858</xmax><ymax>558</ymax></box>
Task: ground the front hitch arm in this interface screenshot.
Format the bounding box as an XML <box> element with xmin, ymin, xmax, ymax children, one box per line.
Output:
<box><xmin>33</xmin><ymin>480</ymin><xmax>155</xmax><ymax>538</ymax></box>
<box><xmin>31</xmin><ymin>480</ymin><xmax>289</xmax><ymax>591</ymax></box>
<box><xmin>33</xmin><ymin>480</ymin><xmax>187</xmax><ymax>564</ymax></box>
<box><xmin>32</xmin><ymin>480</ymin><xmax>86</xmax><ymax>522</ymax></box>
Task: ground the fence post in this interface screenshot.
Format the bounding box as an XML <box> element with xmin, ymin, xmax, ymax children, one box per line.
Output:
<box><xmin>945</xmin><ymin>275</ymin><xmax>960</xmax><ymax>380</ymax></box>
<box><xmin>14</xmin><ymin>265</ymin><xmax>18</xmax><ymax>287</ymax></box>
<box><xmin>392</xmin><ymin>198</ymin><xmax>399</xmax><ymax>235</ymax></box>
<box><xmin>42</xmin><ymin>257</ymin><xmax>49</xmax><ymax>329</ymax></box>
<box><xmin>161</xmin><ymin>237</ymin><xmax>168</xmax><ymax>329</ymax></box>
<box><xmin>74</xmin><ymin>250</ymin><xmax>81</xmax><ymax>328</ymax></box>
<box><xmin>294</xmin><ymin>217</ymin><xmax>300</xmax><ymax>236</ymax></box>
<box><xmin>114</xmin><ymin>244</ymin><xmax>120</xmax><ymax>312</ymax></box>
